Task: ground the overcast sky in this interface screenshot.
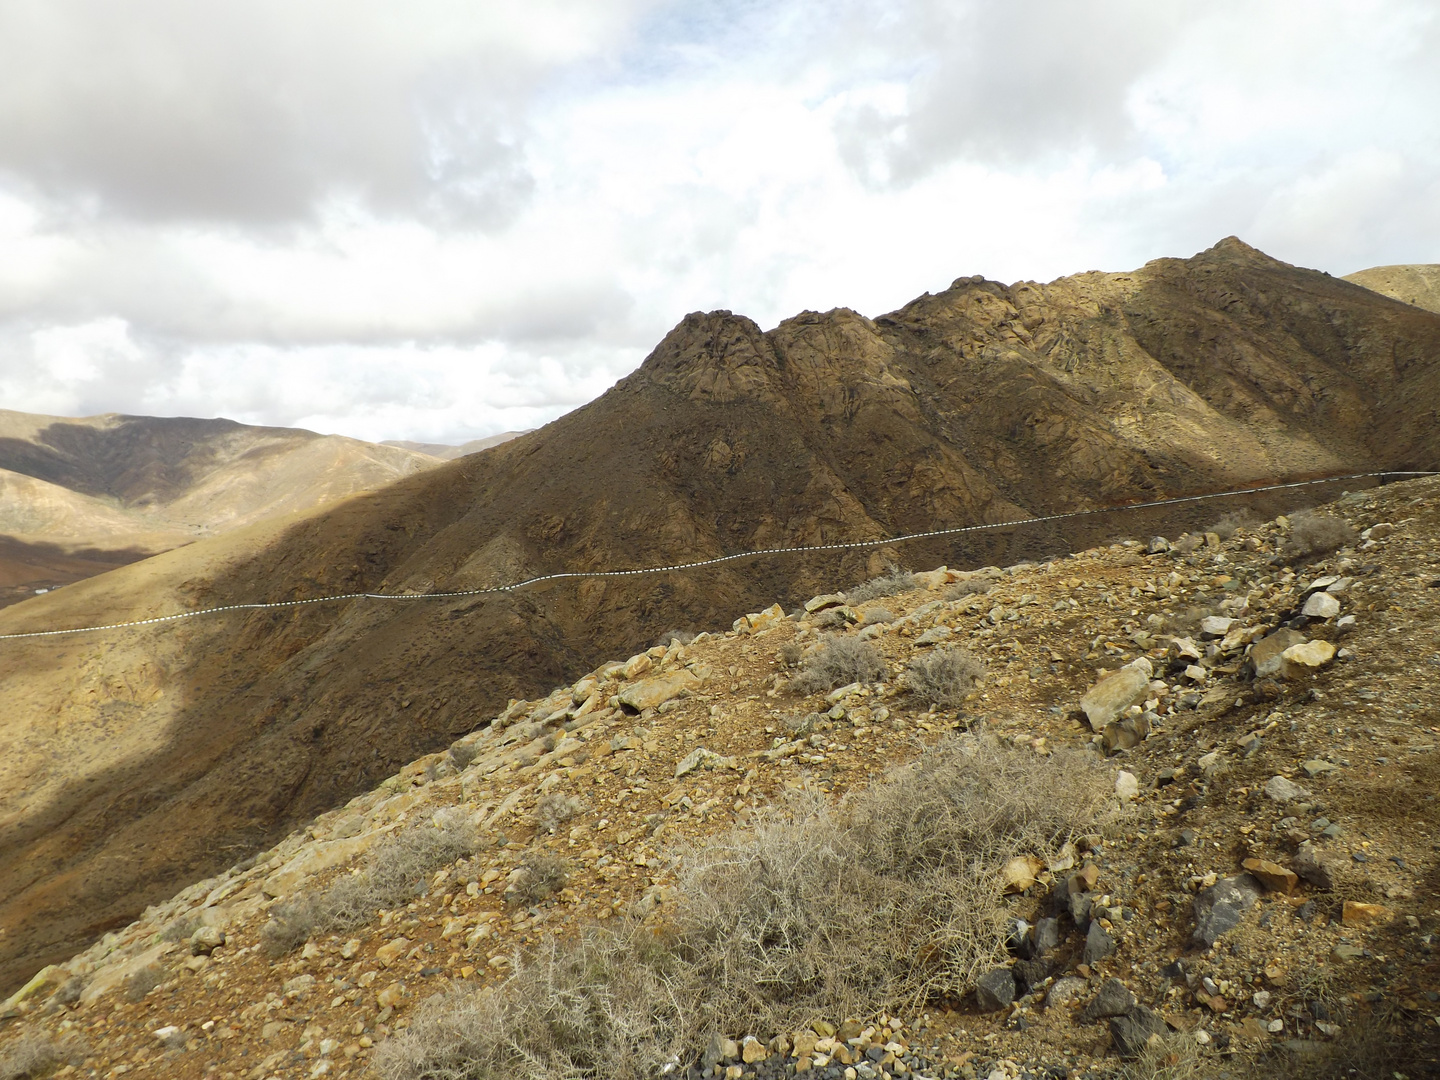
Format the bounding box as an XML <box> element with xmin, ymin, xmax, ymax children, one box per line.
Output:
<box><xmin>1</xmin><ymin>0</ymin><xmax>1437</xmax><ymax>444</ymax></box>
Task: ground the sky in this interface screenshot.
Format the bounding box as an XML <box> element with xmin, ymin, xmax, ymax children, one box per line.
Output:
<box><xmin>0</xmin><ymin>0</ymin><xmax>1437</xmax><ymax>444</ymax></box>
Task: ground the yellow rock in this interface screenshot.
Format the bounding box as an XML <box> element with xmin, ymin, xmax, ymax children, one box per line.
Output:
<box><xmin>375</xmin><ymin>937</ymin><xmax>411</xmax><ymax>967</ymax></box>
<box><xmin>1242</xmin><ymin>858</ymin><xmax>1299</xmax><ymax>895</ymax></box>
<box><xmin>1341</xmin><ymin>901</ymin><xmax>1393</xmax><ymax>926</ymax></box>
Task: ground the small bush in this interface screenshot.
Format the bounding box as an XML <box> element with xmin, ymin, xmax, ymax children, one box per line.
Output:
<box><xmin>449</xmin><ymin>742</ymin><xmax>481</xmax><ymax>770</ymax></box>
<box><xmin>507</xmin><ymin>855</ymin><xmax>570</xmax><ymax>907</ymax></box>
<box><xmin>790</xmin><ymin>635</ymin><xmax>886</xmax><ymax>695</ymax></box>
<box><xmin>0</xmin><ymin>1029</ymin><xmax>88</xmax><ymax>1080</ymax></box>
<box><xmin>903</xmin><ymin>648</ymin><xmax>986</xmax><ymax>708</ymax></box>
<box><xmin>373</xmin><ymin>740</ymin><xmax>1112</xmax><ymax>1080</ymax></box>
<box><xmin>1205</xmin><ymin>511</ymin><xmax>1251</xmax><ymax>540</ymax></box>
<box><xmin>534</xmin><ymin>793</ymin><xmax>581</xmax><ymax>835</ymax></box>
<box><xmin>1171</xmin><ymin>533</ymin><xmax>1202</xmax><ymax>555</ymax></box>
<box><xmin>845</xmin><ymin>570</ymin><xmax>918</xmax><ymax>604</ymax></box>
<box><xmin>122</xmin><ymin>964</ymin><xmax>166</xmax><ymax>1002</ymax></box>
<box><xmin>261</xmin><ymin>815</ymin><xmax>477</xmax><ymax>957</ymax></box>
<box><xmin>1120</xmin><ymin>1034</ymin><xmax>1207</xmax><ymax>1080</ymax></box>
<box><xmin>859</xmin><ymin>607</ymin><xmax>894</xmax><ymax>627</ymax></box>
<box><xmin>943</xmin><ymin>579</ymin><xmax>992</xmax><ymax>601</ymax></box>
<box><xmin>1284</xmin><ymin>510</ymin><xmax>1358</xmax><ymax>559</ymax></box>
<box><xmin>776</xmin><ymin>641</ymin><xmax>803</xmax><ymax>668</ymax></box>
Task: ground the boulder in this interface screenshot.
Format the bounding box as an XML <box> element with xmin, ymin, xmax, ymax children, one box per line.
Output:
<box><xmin>1250</xmin><ymin>629</ymin><xmax>1307</xmax><ymax>678</ymax></box>
<box><xmin>1078</xmin><ymin>978</ymin><xmax>1136</xmax><ymax>1023</ymax></box>
<box><xmin>1264</xmin><ymin>775</ymin><xmax>1311</xmax><ymax>804</ymax></box>
<box><xmin>1241</xmin><ymin>857</ymin><xmax>1298</xmax><ymax>895</ymax></box>
<box><xmin>1079</xmin><ymin>659</ymin><xmax>1153</xmax><ymax>732</ymax></box>
<box><xmin>975</xmin><ymin>967</ymin><xmax>1017</xmax><ymax>1011</ymax></box>
<box><xmin>1280</xmin><ymin>639</ymin><xmax>1336</xmax><ymax>677</ymax></box>
<box><xmin>1301</xmin><ymin>592</ymin><xmax>1341</xmax><ymax>619</ymax></box>
<box><xmin>616</xmin><ymin>668</ymin><xmax>704</xmax><ymax>713</ymax></box>
<box><xmin>804</xmin><ymin>594</ymin><xmax>845</xmax><ymax>613</ymax></box>
<box><xmin>1110</xmin><ymin>1005</ymin><xmax>1169</xmax><ymax>1058</ymax></box>
<box><xmin>1293</xmin><ymin>841</ymin><xmax>1335</xmax><ymax>889</ymax></box>
<box><xmin>1103</xmin><ymin>715</ymin><xmax>1150</xmax><ymax>753</ymax></box>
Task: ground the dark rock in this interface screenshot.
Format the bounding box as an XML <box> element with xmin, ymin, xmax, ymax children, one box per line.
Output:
<box><xmin>1174</xmin><ymin>827</ymin><xmax>1198</xmax><ymax>848</ymax></box>
<box><xmin>1109</xmin><ymin>1005</ymin><xmax>1169</xmax><ymax>1059</ymax></box>
<box><xmin>1013</xmin><ymin>958</ymin><xmax>1051</xmax><ymax>995</ymax></box>
<box><xmin>1068</xmin><ymin>891</ymin><xmax>1094</xmax><ymax>927</ymax></box>
<box><xmin>1192</xmin><ymin>874</ymin><xmax>1262</xmax><ymax>947</ymax></box>
<box><xmin>1078</xmin><ymin>978</ymin><xmax>1136</xmax><ymax>1023</ymax></box>
<box><xmin>975</xmin><ymin>967</ymin><xmax>1017</xmax><ymax>1012</ymax></box>
<box><xmin>1082</xmin><ymin>921</ymin><xmax>1114</xmax><ymax>965</ymax></box>
<box><xmin>1031</xmin><ymin>916</ymin><xmax>1061</xmax><ymax>956</ymax></box>
<box><xmin>1161</xmin><ymin>959</ymin><xmax>1186</xmax><ymax>979</ymax></box>
<box><xmin>1293</xmin><ymin>841</ymin><xmax>1334</xmax><ymax>889</ymax></box>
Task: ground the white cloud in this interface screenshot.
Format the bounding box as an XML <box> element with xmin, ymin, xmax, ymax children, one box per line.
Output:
<box><xmin>0</xmin><ymin>0</ymin><xmax>1437</xmax><ymax>443</ymax></box>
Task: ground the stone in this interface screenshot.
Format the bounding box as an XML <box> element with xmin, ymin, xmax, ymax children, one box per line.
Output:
<box><xmin>805</xmin><ymin>594</ymin><xmax>846</xmax><ymax>613</ymax></box>
<box><xmin>1331</xmin><ymin>943</ymin><xmax>1364</xmax><ymax>961</ymax></box>
<box><xmin>914</xmin><ymin>626</ymin><xmax>953</xmax><ymax>645</ymax></box>
<box><xmin>617</xmin><ymin>669</ymin><xmax>704</xmax><ymax>713</ymax></box>
<box><xmin>376</xmin><ymin>982</ymin><xmax>408</xmax><ymax>1009</ymax></box>
<box><xmin>375</xmin><ymin>938</ymin><xmax>411</xmax><ymax>968</ymax></box>
<box><xmin>261</xmin><ymin>831</ymin><xmax>385</xmax><ymax>899</ymax></box>
<box><xmin>1115</xmin><ymin>770</ymin><xmax>1139</xmax><ymax>802</ymax></box>
<box><xmin>190</xmin><ymin>926</ymin><xmax>225</xmax><ymax>956</ymax></box>
<box><xmin>1342</xmin><ymin>901</ymin><xmax>1393</xmax><ymax>926</ymax></box>
<box><xmin>1047</xmin><ymin>976</ymin><xmax>1087</xmax><ymax>1011</ymax></box>
<box><xmin>1000</xmin><ymin>855</ymin><xmax>1044</xmax><ymax>894</ymax></box>
<box><xmin>1082</xmin><ymin>921</ymin><xmax>1114</xmax><ymax>964</ymax></box>
<box><xmin>1302</xmin><ymin>758</ymin><xmax>1339</xmax><ymax>777</ymax></box>
<box><xmin>1242</xmin><ymin>858</ymin><xmax>1299</xmax><ymax>894</ymax></box>
<box><xmin>1031</xmin><ymin>917</ymin><xmax>1061</xmax><ymax>957</ymax></box>
<box><xmin>1199</xmin><ymin>616</ymin><xmax>1236</xmax><ymax>637</ymax></box>
<box><xmin>1104</xmin><ymin>715</ymin><xmax>1149</xmax><ymax>753</ymax></box>
<box><xmin>741</xmin><ymin>1036</ymin><xmax>767</xmax><ymax>1064</ymax></box>
<box><xmin>1366</xmin><ymin>522</ymin><xmax>1394</xmax><ymax>540</ymax></box>
<box><xmin>1012</xmin><ymin>958</ymin><xmax>1051</xmax><ymax>994</ymax></box>
<box><xmin>1110</xmin><ymin>1005</ymin><xmax>1168</xmax><ymax>1058</ymax></box>
<box><xmin>1169</xmin><ymin>636</ymin><xmax>1203</xmax><ymax>662</ymax></box>
<box><xmin>1293</xmin><ymin>842</ymin><xmax>1335</xmax><ymax>889</ymax></box>
<box><xmin>674</xmin><ymin>746</ymin><xmax>735</xmax><ymax>778</ymax></box>
<box><xmin>1193</xmin><ymin>875</ymin><xmax>1262</xmax><ymax>947</ymax></box>
<box><xmin>1147</xmin><ymin>536</ymin><xmax>1171</xmax><ymax>554</ymax></box>
<box><xmin>1301</xmin><ymin>592</ymin><xmax>1341</xmax><ymax>619</ymax></box>
<box><xmin>283</xmin><ymin>974</ymin><xmax>316</xmax><ymax>997</ymax></box>
<box><xmin>1079</xmin><ymin>659</ymin><xmax>1154</xmax><ymax>731</ymax></box>
<box><xmin>1280</xmin><ymin>639</ymin><xmax>1336</xmax><ymax>677</ymax></box>
<box><xmin>734</xmin><ymin>604</ymin><xmax>786</xmax><ymax>634</ymax></box>
<box><xmin>0</xmin><ymin>965</ymin><xmax>67</xmax><ymax>1013</ymax></box>
<box><xmin>154</xmin><ymin>1024</ymin><xmax>188</xmax><ymax>1050</ymax></box>
<box><xmin>1074</xmin><ymin>978</ymin><xmax>1132</xmax><ymax>1025</ymax></box>
<box><xmin>975</xmin><ymin>967</ymin><xmax>1017</xmax><ymax>1011</ymax></box>
<box><xmin>1183</xmin><ymin>664</ymin><xmax>1208</xmax><ymax>683</ymax></box>
<box><xmin>1264</xmin><ymin>775</ymin><xmax>1311</xmax><ymax>804</ymax></box>
<box><xmin>1250</xmin><ymin>629</ymin><xmax>1308</xmax><ymax>678</ymax></box>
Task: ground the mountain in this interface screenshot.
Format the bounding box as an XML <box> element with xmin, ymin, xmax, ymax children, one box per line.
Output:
<box><xmin>1344</xmin><ymin>263</ymin><xmax>1440</xmax><ymax>314</ymax></box>
<box><xmin>0</xmin><ymin>411</ymin><xmax>441</xmax><ymax>607</ymax></box>
<box><xmin>1</xmin><ymin>236</ymin><xmax>1438</xmax><ymax>994</ymax></box>
<box><xmin>3</xmin><ymin>474</ymin><xmax>1437</xmax><ymax>1077</ymax></box>
<box><xmin>381</xmin><ymin>431</ymin><xmax>531</xmax><ymax>459</ymax></box>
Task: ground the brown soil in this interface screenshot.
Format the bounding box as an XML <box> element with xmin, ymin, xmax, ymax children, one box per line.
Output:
<box><xmin>2</xmin><ymin>237</ymin><xmax>1439</xmax><ymax>998</ymax></box>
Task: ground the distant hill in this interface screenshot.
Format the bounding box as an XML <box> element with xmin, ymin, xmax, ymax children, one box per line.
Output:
<box><xmin>1344</xmin><ymin>263</ymin><xmax>1440</xmax><ymax>313</ymax></box>
<box><xmin>382</xmin><ymin>431</ymin><xmax>530</xmax><ymax>459</ymax></box>
<box><xmin>0</xmin><ymin>411</ymin><xmax>441</xmax><ymax>606</ymax></box>
<box><xmin>1</xmin><ymin>237</ymin><xmax>1438</xmax><ymax>993</ymax></box>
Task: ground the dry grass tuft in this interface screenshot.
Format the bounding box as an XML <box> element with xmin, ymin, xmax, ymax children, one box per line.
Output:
<box><xmin>1284</xmin><ymin>510</ymin><xmax>1358</xmax><ymax>559</ymax></box>
<box><xmin>506</xmin><ymin>855</ymin><xmax>571</xmax><ymax>908</ymax></box>
<box><xmin>373</xmin><ymin>739</ymin><xmax>1112</xmax><ymax>1080</ymax></box>
<box><xmin>903</xmin><ymin>648</ymin><xmax>985</xmax><ymax>708</ymax></box>
<box><xmin>533</xmin><ymin>793</ymin><xmax>581</xmax><ymax>835</ymax></box>
<box><xmin>846</xmin><ymin>570</ymin><xmax>918</xmax><ymax>604</ymax></box>
<box><xmin>261</xmin><ymin>815</ymin><xmax>477</xmax><ymax>957</ymax></box>
<box><xmin>859</xmin><ymin>607</ymin><xmax>895</xmax><ymax>627</ymax></box>
<box><xmin>790</xmin><ymin>635</ymin><xmax>886</xmax><ymax>694</ymax></box>
<box><xmin>0</xmin><ymin>1028</ymin><xmax>89</xmax><ymax>1080</ymax></box>
<box><xmin>1120</xmin><ymin>1034</ymin><xmax>1207</xmax><ymax>1080</ymax></box>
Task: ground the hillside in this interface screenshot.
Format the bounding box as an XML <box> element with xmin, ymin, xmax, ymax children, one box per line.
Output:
<box><xmin>2</xmin><ymin>475</ymin><xmax>1436</xmax><ymax>1078</ymax></box>
<box><xmin>1344</xmin><ymin>264</ymin><xmax>1440</xmax><ymax>314</ymax></box>
<box><xmin>0</xmin><ymin>411</ymin><xmax>441</xmax><ymax>607</ymax></box>
<box><xmin>380</xmin><ymin>432</ymin><xmax>529</xmax><ymax>460</ymax></box>
<box><xmin>1</xmin><ymin>237</ymin><xmax>1439</xmax><ymax>997</ymax></box>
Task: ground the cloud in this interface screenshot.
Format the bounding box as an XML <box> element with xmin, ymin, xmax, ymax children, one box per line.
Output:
<box><xmin>0</xmin><ymin>0</ymin><xmax>1437</xmax><ymax>444</ymax></box>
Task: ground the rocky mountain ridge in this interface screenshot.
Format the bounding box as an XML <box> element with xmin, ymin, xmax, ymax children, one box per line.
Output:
<box><xmin>1</xmin><ymin>236</ymin><xmax>1438</xmax><ymax>1001</ymax></box>
<box><xmin>1</xmin><ymin>474</ymin><xmax>1437</xmax><ymax>1079</ymax></box>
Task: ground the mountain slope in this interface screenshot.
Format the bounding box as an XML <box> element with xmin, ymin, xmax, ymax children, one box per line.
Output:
<box><xmin>381</xmin><ymin>431</ymin><xmax>530</xmax><ymax>459</ymax></box>
<box><xmin>1</xmin><ymin>237</ymin><xmax>1438</xmax><ymax>993</ymax></box>
<box><xmin>1344</xmin><ymin>263</ymin><xmax>1440</xmax><ymax>314</ymax></box>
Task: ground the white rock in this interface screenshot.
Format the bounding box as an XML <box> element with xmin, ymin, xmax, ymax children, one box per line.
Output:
<box><xmin>1079</xmin><ymin>658</ymin><xmax>1154</xmax><ymax>732</ymax></box>
<box><xmin>1264</xmin><ymin>775</ymin><xmax>1311</xmax><ymax>803</ymax></box>
<box><xmin>1301</xmin><ymin>592</ymin><xmax>1341</xmax><ymax>619</ymax></box>
<box><xmin>1115</xmin><ymin>770</ymin><xmax>1139</xmax><ymax>802</ymax></box>
<box><xmin>1280</xmin><ymin>639</ymin><xmax>1336</xmax><ymax>677</ymax></box>
<box><xmin>1199</xmin><ymin>616</ymin><xmax>1235</xmax><ymax>637</ymax></box>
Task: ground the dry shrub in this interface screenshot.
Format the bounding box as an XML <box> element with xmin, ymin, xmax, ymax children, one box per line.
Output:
<box><xmin>533</xmin><ymin>793</ymin><xmax>581</xmax><ymax>835</ymax></box>
<box><xmin>1171</xmin><ymin>534</ymin><xmax>1202</xmax><ymax>555</ymax></box>
<box><xmin>1261</xmin><ymin>998</ymin><xmax>1439</xmax><ymax>1080</ymax></box>
<box><xmin>903</xmin><ymin>648</ymin><xmax>985</xmax><ymax>708</ymax></box>
<box><xmin>1120</xmin><ymin>1034</ymin><xmax>1207</xmax><ymax>1080</ymax></box>
<box><xmin>1205</xmin><ymin>511</ymin><xmax>1252</xmax><ymax>540</ymax></box>
<box><xmin>261</xmin><ymin>814</ymin><xmax>476</xmax><ymax>957</ymax></box>
<box><xmin>158</xmin><ymin>913</ymin><xmax>204</xmax><ymax>943</ymax></box>
<box><xmin>373</xmin><ymin>739</ymin><xmax>1112</xmax><ymax>1080</ymax></box>
<box><xmin>1284</xmin><ymin>510</ymin><xmax>1358</xmax><ymax>559</ymax></box>
<box><xmin>859</xmin><ymin>607</ymin><xmax>895</xmax><ymax>627</ymax></box>
<box><xmin>506</xmin><ymin>855</ymin><xmax>570</xmax><ymax>908</ymax></box>
<box><xmin>0</xmin><ymin>1028</ymin><xmax>88</xmax><ymax>1080</ymax></box>
<box><xmin>790</xmin><ymin>635</ymin><xmax>885</xmax><ymax>695</ymax></box>
<box><xmin>943</xmin><ymin>579</ymin><xmax>992</xmax><ymax>601</ymax></box>
<box><xmin>122</xmin><ymin>964</ymin><xmax>166</xmax><ymax>1003</ymax></box>
<box><xmin>776</xmin><ymin>641</ymin><xmax>803</xmax><ymax>668</ymax></box>
<box><xmin>845</xmin><ymin>570</ymin><xmax>918</xmax><ymax>604</ymax></box>
<box><xmin>448</xmin><ymin>742</ymin><xmax>482</xmax><ymax>770</ymax></box>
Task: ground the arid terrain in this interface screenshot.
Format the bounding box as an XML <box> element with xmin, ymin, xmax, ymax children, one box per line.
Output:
<box><xmin>2</xmin><ymin>475</ymin><xmax>1437</xmax><ymax>1079</ymax></box>
<box><xmin>1345</xmin><ymin>264</ymin><xmax>1440</xmax><ymax>314</ymax></box>
<box><xmin>0</xmin><ymin>411</ymin><xmax>442</xmax><ymax>609</ymax></box>
<box><xmin>1</xmin><ymin>236</ymin><xmax>1439</xmax><ymax>1009</ymax></box>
